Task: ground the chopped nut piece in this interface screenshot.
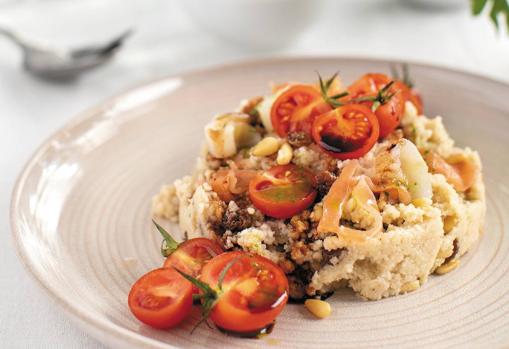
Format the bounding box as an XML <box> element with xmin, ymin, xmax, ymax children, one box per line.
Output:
<box><xmin>221</xmin><ymin>207</ymin><xmax>254</xmax><ymax>232</ymax></box>
<box><xmin>315</xmin><ymin>171</ymin><xmax>337</xmax><ymax>199</ymax></box>
<box><xmin>304</xmin><ymin>299</ymin><xmax>331</xmax><ymax>319</ymax></box>
<box><xmin>435</xmin><ymin>259</ymin><xmax>460</xmax><ymax>275</ymax></box>
<box><xmin>278</xmin><ymin>259</ymin><xmax>296</xmax><ymax>273</ymax></box>
<box><xmin>443</xmin><ymin>215</ymin><xmax>456</xmax><ymax>234</ymax></box>
<box><xmin>287</xmin><ymin>131</ymin><xmax>312</xmax><ymax>147</ymax></box>
<box><xmin>400</xmin><ymin>280</ymin><xmax>420</xmax><ymax>293</ymax></box>
<box><xmin>310</xmin><ymin>204</ymin><xmax>323</xmax><ymax>222</ymax></box>
<box><xmin>411</xmin><ymin>198</ymin><xmax>428</xmax><ymax>208</ymax></box>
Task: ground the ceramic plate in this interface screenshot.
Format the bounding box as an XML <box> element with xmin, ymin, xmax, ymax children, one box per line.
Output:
<box><xmin>10</xmin><ymin>57</ymin><xmax>509</xmax><ymax>349</ymax></box>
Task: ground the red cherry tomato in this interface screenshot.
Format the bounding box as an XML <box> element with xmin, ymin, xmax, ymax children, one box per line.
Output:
<box><xmin>311</xmin><ymin>104</ymin><xmax>379</xmax><ymax>160</ymax></box>
<box><xmin>200</xmin><ymin>251</ymin><xmax>289</xmax><ymax>333</ymax></box>
<box><xmin>128</xmin><ymin>268</ymin><xmax>193</xmax><ymax>329</ymax></box>
<box><xmin>248</xmin><ymin>164</ymin><xmax>317</xmax><ymax>219</ymax></box>
<box><xmin>271</xmin><ymin>84</ymin><xmax>331</xmax><ymax>137</ymax></box>
<box><xmin>394</xmin><ymin>81</ymin><xmax>424</xmax><ymax>115</ymax></box>
<box><xmin>347</xmin><ymin>73</ymin><xmax>404</xmax><ymax>138</ymax></box>
<box><xmin>163</xmin><ymin>238</ymin><xmax>223</xmax><ymax>294</ymax></box>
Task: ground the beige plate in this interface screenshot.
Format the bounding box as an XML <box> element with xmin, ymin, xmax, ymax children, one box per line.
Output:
<box><xmin>10</xmin><ymin>57</ymin><xmax>509</xmax><ymax>349</ymax></box>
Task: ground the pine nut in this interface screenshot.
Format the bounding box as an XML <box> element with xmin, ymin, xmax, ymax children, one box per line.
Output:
<box><xmin>401</xmin><ymin>280</ymin><xmax>420</xmax><ymax>293</ymax></box>
<box><xmin>304</xmin><ymin>299</ymin><xmax>331</xmax><ymax>319</ymax></box>
<box><xmin>276</xmin><ymin>143</ymin><xmax>293</xmax><ymax>165</ymax></box>
<box><xmin>251</xmin><ymin>137</ymin><xmax>280</xmax><ymax>157</ymax></box>
<box><xmin>443</xmin><ymin>215</ymin><xmax>456</xmax><ymax>234</ymax></box>
<box><xmin>435</xmin><ymin>259</ymin><xmax>460</xmax><ymax>275</ymax></box>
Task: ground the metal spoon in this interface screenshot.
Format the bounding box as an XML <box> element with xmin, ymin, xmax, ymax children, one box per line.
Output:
<box><xmin>0</xmin><ymin>27</ymin><xmax>133</xmax><ymax>81</ymax></box>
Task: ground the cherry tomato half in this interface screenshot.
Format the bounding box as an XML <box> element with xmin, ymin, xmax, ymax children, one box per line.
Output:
<box><xmin>394</xmin><ymin>81</ymin><xmax>424</xmax><ymax>115</ymax></box>
<box><xmin>271</xmin><ymin>84</ymin><xmax>331</xmax><ymax>137</ymax></box>
<box><xmin>347</xmin><ymin>73</ymin><xmax>405</xmax><ymax>138</ymax></box>
<box><xmin>311</xmin><ymin>104</ymin><xmax>380</xmax><ymax>160</ymax></box>
<box><xmin>128</xmin><ymin>268</ymin><xmax>193</xmax><ymax>329</ymax></box>
<box><xmin>248</xmin><ymin>164</ymin><xmax>317</xmax><ymax>219</ymax></box>
<box><xmin>163</xmin><ymin>238</ymin><xmax>223</xmax><ymax>294</ymax></box>
<box><xmin>200</xmin><ymin>251</ymin><xmax>289</xmax><ymax>333</ymax></box>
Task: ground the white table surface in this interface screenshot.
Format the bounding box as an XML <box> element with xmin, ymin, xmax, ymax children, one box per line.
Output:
<box><xmin>1</xmin><ymin>0</ymin><xmax>508</xmax><ymax>348</ymax></box>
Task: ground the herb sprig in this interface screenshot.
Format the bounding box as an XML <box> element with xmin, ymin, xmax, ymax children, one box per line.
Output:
<box><xmin>175</xmin><ymin>256</ymin><xmax>241</xmax><ymax>333</ymax></box>
<box><xmin>350</xmin><ymin>81</ymin><xmax>396</xmax><ymax>112</ymax></box>
<box><xmin>317</xmin><ymin>71</ymin><xmax>349</xmax><ymax>108</ymax></box>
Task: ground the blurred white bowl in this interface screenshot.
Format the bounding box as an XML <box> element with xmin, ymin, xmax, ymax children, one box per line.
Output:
<box><xmin>180</xmin><ymin>0</ymin><xmax>320</xmax><ymax>49</ymax></box>
<box><xmin>401</xmin><ymin>0</ymin><xmax>466</xmax><ymax>10</ymax></box>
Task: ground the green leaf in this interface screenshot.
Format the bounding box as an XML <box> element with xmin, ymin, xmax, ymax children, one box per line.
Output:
<box><xmin>472</xmin><ymin>0</ymin><xmax>509</xmax><ymax>33</ymax></box>
<box><xmin>152</xmin><ymin>220</ymin><xmax>179</xmax><ymax>257</ymax></box>
<box><xmin>491</xmin><ymin>0</ymin><xmax>509</xmax><ymax>30</ymax></box>
<box><xmin>490</xmin><ymin>0</ymin><xmax>501</xmax><ymax>28</ymax></box>
<box><xmin>472</xmin><ymin>0</ymin><xmax>489</xmax><ymax>15</ymax></box>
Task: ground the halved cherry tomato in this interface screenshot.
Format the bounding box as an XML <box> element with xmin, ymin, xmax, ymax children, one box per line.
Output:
<box><xmin>394</xmin><ymin>81</ymin><xmax>424</xmax><ymax>115</ymax></box>
<box><xmin>347</xmin><ymin>73</ymin><xmax>405</xmax><ymax>138</ymax></box>
<box><xmin>163</xmin><ymin>238</ymin><xmax>223</xmax><ymax>275</ymax></box>
<box><xmin>271</xmin><ymin>84</ymin><xmax>331</xmax><ymax>137</ymax></box>
<box><xmin>311</xmin><ymin>104</ymin><xmax>379</xmax><ymax>160</ymax></box>
<box><xmin>163</xmin><ymin>238</ymin><xmax>223</xmax><ymax>294</ymax></box>
<box><xmin>199</xmin><ymin>251</ymin><xmax>289</xmax><ymax>333</ymax></box>
<box><xmin>248</xmin><ymin>164</ymin><xmax>316</xmax><ymax>219</ymax></box>
<box><xmin>128</xmin><ymin>268</ymin><xmax>193</xmax><ymax>329</ymax></box>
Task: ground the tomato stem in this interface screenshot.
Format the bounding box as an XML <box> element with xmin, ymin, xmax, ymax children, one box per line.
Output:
<box><xmin>174</xmin><ymin>257</ymin><xmax>241</xmax><ymax>333</ymax></box>
<box><xmin>152</xmin><ymin>220</ymin><xmax>179</xmax><ymax>257</ymax></box>
<box><xmin>317</xmin><ymin>71</ymin><xmax>348</xmax><ymax>108</ymax></box>
<box><xmin>350</xmin><ymin>80</ymin><xmax>396</xmax><ymax>112</ymax></box>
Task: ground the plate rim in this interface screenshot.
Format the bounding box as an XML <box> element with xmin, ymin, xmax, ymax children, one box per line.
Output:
<box><xmin>10</xmin><ymin>55</ymin><xmax>509</xmax><ymax>349</ymax></box>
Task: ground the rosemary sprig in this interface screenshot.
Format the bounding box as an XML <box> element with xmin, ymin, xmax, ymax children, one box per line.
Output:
<box><xmin>152</xmin><ymin>219</ymin><xmax>179</xmax><ymax>257</ymax></box>
<box><xmin>351</xmin><ymin>80</ymin><xmax>396</xmax><ymax>112</ymax></box>
<box><xmin>472</xmin><ymin>0</ymin><xmax>509</xmax><ymax>33</ymax></box>
<box><xmin>317</xmin><ymin>71</ymin><xmax>349</xmax><ymax>108</ymax></box>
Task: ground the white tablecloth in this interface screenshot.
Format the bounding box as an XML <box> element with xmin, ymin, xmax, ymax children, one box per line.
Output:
<box><xmin>1</xmin><ymin>0</ymin><xmax>508</xmax><ymax>347</ymax></box>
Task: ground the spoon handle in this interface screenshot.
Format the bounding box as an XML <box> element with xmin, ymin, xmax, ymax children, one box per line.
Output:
<box><xmin>0</xmin><ymin>26</ymin><xmax>30</xmax><ymax>50</ymax></box>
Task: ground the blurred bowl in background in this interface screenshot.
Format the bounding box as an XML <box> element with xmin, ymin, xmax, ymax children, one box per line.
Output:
<box><xmin>400</xmin><ymin>0</ymin><xmax>467</xmax><ymax>10</ymax></box>
<box><xmin>180</xmin><ymin>0</ymin><xmax>320</xmax><ymax>50</ymax></box>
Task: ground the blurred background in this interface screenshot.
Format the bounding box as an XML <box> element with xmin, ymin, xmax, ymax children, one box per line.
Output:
<box><xmin>0</xmin><ymin>0</ymin><xmax>508</xmax><ymax>347</ymax></box>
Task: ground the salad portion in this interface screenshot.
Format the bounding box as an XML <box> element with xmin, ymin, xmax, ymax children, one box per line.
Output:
<box><xmin>133</xmin><ymin>66</ymin><xmax>485</xmax><ymax>335</ymax></box>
